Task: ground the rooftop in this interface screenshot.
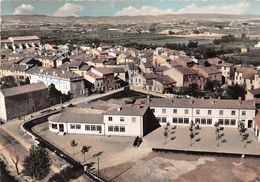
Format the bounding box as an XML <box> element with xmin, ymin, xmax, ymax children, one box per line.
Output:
<box><xmin>135</xmin><ymin>98</ymin><xmax>255</xmax><ymax>110</ymax></box>
<box><xmin>8</xmin><ymin>35</ymin><xmax>40</xmax><ymax>41</ymax></box>
<box><xmin>48</xmin><ymin>108</ymin><xmax>104</xmax><ymax>124</ymax></box>
<box><xmin>103</xmin><ymin>105</ymin><xmax>149</xmax><ymax>116</ymax></box>
<box><xmin>0</xmin><ymin>83</ymin><xmax>47</xmax><ymax>97</ymax></box>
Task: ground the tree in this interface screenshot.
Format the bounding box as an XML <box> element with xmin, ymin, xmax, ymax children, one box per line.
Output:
<box><xmin>163</xmin><ymin>126</ymin><xmax>169</xmax><ymax>144</ymax></box>
<box><xmin>224</xmin><ymin>84</ymin><xmax>246</xmax><ymax>100</ymax></box>
<box><xmin>22</xmin><ymin>146</ymin><xmax>51</xmax><ymax>181</ymax></box>
<box><xmin>0</xmin><ymin>76</ymin><xmax>17</xmax><ymax>88</ymax></box>
<box><xmin>190</xmin><ymin>132</ymin><xmax>195</xmax><ymax>146</ymax></box>
<box><xmin>70</xmin><ymin>139</ymin><xmax>78</xmax><ymax>155</ymax></box>
<box><xmin>81</xmin><ymin>145</ymin><xmax>91</xmax><ymax>162</ymax></box>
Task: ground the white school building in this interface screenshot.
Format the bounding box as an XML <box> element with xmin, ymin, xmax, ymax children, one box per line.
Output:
<box><xmin>48</xmin><ymin>105</ymin><xmax>160</xmax><ymax>137</ymax></box>
<box><xmin>135</xmin><ymin>98</ymin><xmax>256</xmax><ymax>128</ymax></box>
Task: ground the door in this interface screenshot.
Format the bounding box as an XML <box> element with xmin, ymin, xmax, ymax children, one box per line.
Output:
<box><xmin>248</xmin><ymin>120</ymin><xmax>253</xmax><ymax>128</ymax></box>
<box><xmin>59</xmin><ymin>124</ymin><xmax>64</xmax><ymax>132</ymax></box>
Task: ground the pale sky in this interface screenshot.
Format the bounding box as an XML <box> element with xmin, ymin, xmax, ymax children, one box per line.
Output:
<box><xmin>1</xmin><ymin>0</ymin><xmax>260</xmax><ymax>17</ymax></box>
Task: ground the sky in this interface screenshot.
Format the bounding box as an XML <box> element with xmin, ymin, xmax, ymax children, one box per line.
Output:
<box><xmin>1</xmin><ymin>0</ymin><xmax>260</xmax><ymax>17</ymax></box>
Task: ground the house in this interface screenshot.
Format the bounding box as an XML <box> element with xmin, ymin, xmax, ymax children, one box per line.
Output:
<box><xmin>246</xmin><ymin>88</ymin><xmax>260</xmax><ymax>100</ymax></box>
<box><xmin>233</xmin><ymin>65</ymin><xmax>257</xmax><ymax>90</ymax></box>
<box><xmin>253</xmin><ymin>110</ymin><xmax>260</xmax><ymax>142</ymax></box>
<box><xmin>26</xmin><ymin>67</ymin><xmax>88</xmax><ymax>97</ymax></box>
<box><xmin>152</xmin><ymin>75</ymin><xmax>176</xmax><ymax>94</ymax></box>
<box><xmin>48</xmin><ymin>104</ymin><xmax>160</xmax><ymax>137</ymax></box>
<box><xmin>0</xmin><ymin>83</ymin><xmax>49</xmax><ymax>121</ymax></box>
<box><xmin>135</xmin><ymin>98</ymin><xmax>256</xmax><ymax>129</ymax></box>
<box><xmin>0</xmin><ymin>61</ymin><xmax>32</xmax><ymax>81</ymax></box>
<box><xmin>84</xmin><ymin>67</ymin><xmax>119</xmax><ymax>92</ymax></box>
<box><xmin>132</xmin><ymin>72</ymin><xmax>157</xmax><ymax>91</ymax></box>
<box><xmin>125</xmin><ymin>63</ymin><xmax>139</xmax><ymax>84</ymax></box>
<box><xmin>164</xmin><ymin>66</ymin><xmax>198</xmax><ymax>88</ymax></box>
<box><xmin>139</xmin><ymin>61</ymin><xmax>154</xmax><ymax>73</ymax></box>
<box><xmin>192</xmin><ymin>65</ymin><xmax>222</xmax><ymax>87</ymax></box>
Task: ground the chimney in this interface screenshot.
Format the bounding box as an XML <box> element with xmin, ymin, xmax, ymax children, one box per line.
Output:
<box><xmin>117</xmin><ymin>107</ymin><xmax>122</xmax><ymax>111</ymax></box>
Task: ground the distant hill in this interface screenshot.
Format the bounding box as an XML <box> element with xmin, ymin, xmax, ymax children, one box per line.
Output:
<box><xmin>2</xmin><ymin>14</ymin><xmax>260</xmax><ymax>25</ymax></box>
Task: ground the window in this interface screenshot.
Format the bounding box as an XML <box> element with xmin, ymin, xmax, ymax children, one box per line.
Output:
<box><xmin>224</xmin><ymin>119</ymin><xmax>229</xmax><ymax>125</ymax></box>
<box><xmin>173</xmin><ymin>118</ymin><xmax>178</xmax><ymax>123</ymax></box>
<box><xmin>173</xmin><ymin>109</ymin><xmax>177</xmax><ymax>114</ymax></box>
<box><xmin>132</xmin><ymin>117</ymin><xmax>136</xmax><ymax>123</ymax></box>
<box><xmin>231</xmin><ymin>110</ymin><xmax>236</xmax><ymax>115</ymax></box>
<box><xmin>76</xmin><ymin>124</ymin><xmax>81</xmax><ymax>129</ymax></box>
<box><xmin>120</xmin><ymin>117</ymin><xmax>124</xmax><ymax>122</ymax></box>
<box><xmin>161</xmin><ymin>117</ymin><xmax>167</xmax><ymax>123</ymax></box>
<box><xmin>195</xmin><ymin>118</ymin><xmax>200</xmax><ymax>124</ymax></box>
<box><xmin>108</xmin><ymin>117</ymin><xmax>113</xmax><ymax>121</ymax></box>
<box><xmin>208</xmin><ymin>110</ymin><xmax>212</xmax><ymax>115</ymax></box>
<box><xmin>97</xmin><ymin>125</ymin><xmax>102</xmax><ymax>131</ymax></box>
<box><xmin>51</xmin><ymin>124</ymin><xmax>57</xmax><ymax>129</ymax></box>
<box><xmin>70</xmin><ymin>124</ymin><xmax>75</xmax><ymax>129</ymax></box>
<box><xmin>178</xmin><ymin>118</ymin><xmax>183</xmax><ymax>124</ymax></box>
<box><xmin>157</xmin><ymin>117</ymin><xmax>161</xmax><ymax>122</ymax></box>
<box><xmin>108</xmin><ymin>126</ymin><xmax>113</xmax><ymax>131</ymax></box>
<box><xmin>185</xmin><ymin>109</ymin><xmax>189</xmax><ymax>114</ymax></box>
<box><xmin>85</xmin><ymin>125</ymin><xmax>90</xmax><ymax>131</ymax></box>
<box><xmin>231</xmin><ymin>119</ymin><xmax>236</xmax><ymax>125</ymax></box>
<box><xmin>162</xmin><ymin>109</ymin><xmax>166</xmax><ymax>114</ymax></box>
<box><xmin>120</xmin><ymin>126</ymin><xmax>125</xmax><ymax>132</ymax></box>
<box><xmin>207</xmin><ymin>119</ymin><xmax>212</xmax><ymax>125</ymax></box>
<box><xmin>201</xmin><ymin>118</ymin><xmax>206</xmax><ymax>124</ymax></box>
<box><xmin>219</xmin><ymin>110</ymin><xmax>224</xmax><ymax>115</ymax></box>
<box><xmin>114</xmin><ymin>126</ymin><xmax>119</xmax><ymax>132</ymax></box>
<box><xmin>242</xmin><ymin>111</ymin><xmax>246</xmax><ymax>116</ymax></box>
<box><xmin>91</xmin><ymin>125</ymin><xmax>96</xmax><ymax>131</ymax></box>
<box><xmin>196</xmin><ymin>110</ymin><xmax>200</xmax><ymax>115</ymax></box>
<box><xmin>218</xmin><ymin>119</ymin><xmax>224</xmax><ymax>125</ymax></box>
<box><xmin>151</xmin><ymin>108</ymin><xmax>155</xmax><ymax>113</ymax></box>
<box><xmin>184</xmin><ymin>118</ymin><xmax>189</xmax><ymax>124</ymax></box>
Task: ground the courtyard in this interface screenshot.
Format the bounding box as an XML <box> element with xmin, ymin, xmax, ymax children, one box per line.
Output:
<box><xmin>32</xmin><ymin>120</ymin><xmax>260</xmax><ymax>182</ymax></box>
<box><xmin>143</xmin><ymin>125</ymin><xmax>260</xmax><ymax>155</ymax></box>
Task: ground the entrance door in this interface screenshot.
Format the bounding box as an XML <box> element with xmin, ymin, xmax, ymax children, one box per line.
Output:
<box><xmin>59</xmin><ymin>124</ymin><xmax>64</xmax><ymax>132</ymax></box>
<box><xmin>248</xmin><ymin>120</ymin><xmax>253</xmax><ymax>128</ymax></box>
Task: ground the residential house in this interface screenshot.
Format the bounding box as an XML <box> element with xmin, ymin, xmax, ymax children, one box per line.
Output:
<box><xmin>233</xmin><ymin>65</ymin><xmax>257</xmax><ymax>90</ymax></box>
<box><xmin>164</xmin><ymin>66</ymin><xmax>198</xmax><ymax>88</ymax></box>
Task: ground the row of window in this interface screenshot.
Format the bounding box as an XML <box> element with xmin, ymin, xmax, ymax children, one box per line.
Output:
<box><xmin>194</xmin><ymin>118</ymin><xmax>213</xmax><ymax>125</ymax></box>
<box><xmin>108</xmin><ymin>117</ymin><xmax>136</xmax><ymax>123</ymax></box>
<box><xmin>70</xmin><ymin>124</ymin><xmax>102</xmax><ymax>131</ymax></box>
<box><xmin>157</xmin><ymin>117</ymin><xmax>237</xmax><ymax>126</ymax></box>
<box><xmin>156</xmin><ymin>108</ymin><xmax>246</xmax><ymax>116</ymax></box>
<box><xmin>218</xmin><ymin>119</ymin><xmax>236</xmax><ymax>126</ymax></box>
<box><xmin>108</xmin><ymin>126</ymin><xmax>125</xmax><ymax>132</ymax></box>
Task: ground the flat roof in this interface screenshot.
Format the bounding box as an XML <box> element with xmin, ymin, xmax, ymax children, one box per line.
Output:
<box><xmin>0</xmin><ymin>83</ymin><xmax>47</xmax><ymax>97</ymax></box>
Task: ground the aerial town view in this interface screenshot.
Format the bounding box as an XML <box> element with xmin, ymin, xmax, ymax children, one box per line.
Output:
<box><xmin>1</xmin><ymin>0</ymin><xmax>260</xmax><ymax>181</ymax></box>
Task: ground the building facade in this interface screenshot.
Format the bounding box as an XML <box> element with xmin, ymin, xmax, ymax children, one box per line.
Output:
<box><xmin>0</xmin><ymin>83</ymin><xmax>49</xmax><ymax>121</ymax></box>
<box><xmin>135</xmin><ymin>98</ymin><xmax>256</xmax><ymax>129</ymax></box>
